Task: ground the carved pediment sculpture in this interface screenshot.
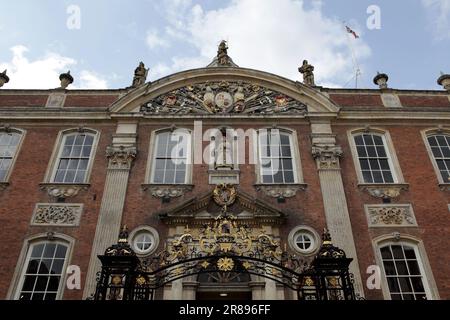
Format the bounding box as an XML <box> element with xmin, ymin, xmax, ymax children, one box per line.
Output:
<box><xmin>140</xmin><ymin>81</ymin><xmax>307</xmax><ymax>115</ymax></box>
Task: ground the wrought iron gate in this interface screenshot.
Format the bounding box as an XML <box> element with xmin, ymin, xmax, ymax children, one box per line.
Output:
<box><xmin>91</xmin><ymin>215</ymin><xmax>358</xmax><ymax>300</ymax></box>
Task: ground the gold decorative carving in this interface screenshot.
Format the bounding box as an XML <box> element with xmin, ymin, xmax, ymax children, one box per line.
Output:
<box><xmin>217</xmin><ymin>257</ymin><xmax>234</xmax><ymax>272</ymax></box>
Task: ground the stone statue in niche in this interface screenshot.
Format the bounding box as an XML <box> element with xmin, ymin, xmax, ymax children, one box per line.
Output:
<box><xmin>298</xmin><ymin>60</ymin><xmax>315</xmax><ymax>86</ymax></box>
<box><xmin>132</xmin><ymin>61</ymin><xmax>149</xmax><ymax>87</ymax></box>
<box><xmin>214</xmin><ymin>128</ymin><xmax>234</xmax><ymax>170</ymax></box>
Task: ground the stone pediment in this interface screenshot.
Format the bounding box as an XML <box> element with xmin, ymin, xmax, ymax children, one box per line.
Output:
<box><xmin>140</xmin><ymin>81</ymin><xmax>307</xmax><ymax>115</ymax></box>
<box><xmin>158</xmin><ymin>188</ymin><xmax>286</xmax><ymax>226</ymax></box>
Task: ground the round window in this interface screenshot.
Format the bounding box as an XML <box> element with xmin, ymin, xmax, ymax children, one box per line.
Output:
<box><xmin>130</xmin><ymin>226</ymin><xmax>159</xmax><ymax>255</ymax></box>
<box><xmin>288</xmin><ymin>226</ymin><xmax>319</xmax><ymax>255</ymax></box>
<box><xmin>295</xmin><ymin>233</ymin><xmax>313</xmax><ymax>251</ymax></box>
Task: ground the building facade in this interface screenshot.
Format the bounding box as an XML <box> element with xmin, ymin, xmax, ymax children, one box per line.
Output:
<box><xmin>0</xmin><ymin>46</ymin><xmax>449</xmax><ymax>300</ymax></box>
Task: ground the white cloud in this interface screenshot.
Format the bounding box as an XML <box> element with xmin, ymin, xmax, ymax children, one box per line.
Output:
<box><xmin>78</xmin><ymin>70</ymin><xmax>108</xmax><ymax>89</ymax></box>
<box><xmin>146</xmin><ymin>29</ymin><xmax>170</xmax><ymax>49</ymax></box>
<box><xmin>151</xmin><ymin>0</ymin><xmax>371</xmax><ymax>87</ymax></box>
<box><xmin>422</xmin><ymin>0</ymin><xmax>450</xmax><ymax>40</ymax></box>
<box><xmin>0</xmin><ymin>45</ymin><xmax>108</xmax><ymax>89</ymax></box>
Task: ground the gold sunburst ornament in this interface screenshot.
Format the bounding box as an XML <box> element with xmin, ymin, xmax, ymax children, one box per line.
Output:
<box><xmin>217</xmin><ymin>257</ymin><xmax>234</xmax><ymax>271</ymax></box>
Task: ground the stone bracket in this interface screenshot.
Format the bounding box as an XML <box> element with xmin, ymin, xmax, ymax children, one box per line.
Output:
<box><xmin>0</xmin><ymin>182</ymin><xmax>9</xmax><ymax>190</ymax></box>
<box><xmin>40</xmin><ymin>183</ymin><xmax>90</xmax><ymax>199</ymax></box>
<box><xmin>439</xmin><ymin>183</ymin><xmax>450</xmax><ymax>191</ymax></box>
<box><xmin>358</xmin><ymin>183</ymin><xmax>409</xmax><ymax>199</ymax></box>
<box><xmin>142</xmin><ymin>184</ymin><xmax>194</xmax><ymax>198</ymax></box>
<box><xmin>254</xmin><ymin>184</ymin><xmax>307</xmax><ymax>198</ymax></box>
<box><xmin>364</xmin><ymin>204</ymin><xmax>417</xmax><ymax>227</ymax></box>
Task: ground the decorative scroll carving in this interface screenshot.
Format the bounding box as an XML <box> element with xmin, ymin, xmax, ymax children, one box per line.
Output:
<box><xmin>0</xmin><ymin>182</ymin><xmax>9</xmax><ymax>190</ymax></box>
<box><xmin>106</xmin><ymin>146</ymin><xmax>137</xmax><ymax>170</ymax></box>
<box><xmin>140</xmin><ymin>81</ymin><xmax>307</xmax><ymax>115</ymax></box>
<box><xmin>142</xmin><ymin>184</ymin><xmax>193</xmax><ymax>198</ymax></box>
<box><xmin>255</xmin><ymin>184</ymin><xmax>306</xmax><ymax>198</ymax></box>
<box><xmin>41</xmin><ymin>183</ymin><xmax>89</xmax><ymax>198</ymax></box>
<box><xmin>359</xmin><ymin>184</ymin><xmax>409</xmax><ymax>199</ymax></box>
<box><xmin>365</xmin><ymin>204</ymin><xmax>417</xmax><ymax>227</ymax></box>
<box><xmin>311</xmin><ymin>145</ymin><xmax>343</xmax><ymax>170</ymax></box>
<box><xmin>31</xmin><ymin>203</ymin><xmax>83</xmax><ymax>226</ymax></box>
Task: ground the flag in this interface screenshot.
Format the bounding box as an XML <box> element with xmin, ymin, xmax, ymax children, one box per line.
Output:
<box><xmin>346</xmin><ymin>25</ymin><xmax>359</xmax><ymax>39</ymax></box>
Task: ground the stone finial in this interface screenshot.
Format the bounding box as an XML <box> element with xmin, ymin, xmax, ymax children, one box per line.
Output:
<box><xmin>298</xmin><ymin>60</ymin><xmax>315</xmax><ymax>86</ymax></box>
<box><xmin>373</xmin><ymin>72</ymin><xmax>388</xmax><ymax>89</ymax></box>
<box><xmin>0</xmin><ymin>70</ymin><xmax>10</xmax><ymax>88</ymax></box>
<box><xmin>131</xmin><ymin>61</ymin><xmax>149</xmax><ymax>88</ymax></box>
<box><xmin>59</xmin><ymin>71</ymin><xmax>74</xmax><ymax>89</ymax></box>
<box><xmin>437</xmin><ymin>72</ymin><xmax>450</xmax><ymax>91</ymax></box>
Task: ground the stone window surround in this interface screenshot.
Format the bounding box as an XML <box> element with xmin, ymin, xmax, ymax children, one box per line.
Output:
<box><xmin>41</xmin><ymin>128</ymin><xmax>100</xmax><ymax>197</ymax></box>
<box><xmin>144</xmin><ymin>127</ymin><xmax>193</xmax><ymax>186</ymax></box>
<box><xmin>372</xmin><ymin>234</ymin><xmax>440</xmax><ymax>300</ymax></box>
<box><xmin>348</xmin><ymin>127</ymin><xmax>407</xmax><ymax>198</ymax></box>
<box><xmin>287</xmin><ymin>225</ymin><xmax>320</xmax><ymax>256</ymax></box>
<box><xmin>0</xmin><ymin>127</ymin><xmax>26</xmax><ymax>186</ymax></box>
<box><xmin>253</xmin><ymin>126</ymin><xmax>305</xmax><ymax>185</ymax></box>
<box><xmin>129</xmin><ymin>225</ymin><xmax>160</xmax><ymax>257</ymax></box>
<box><xmin>421</xmin><ymin>128</ymin><xmax>450</xmax><ymax>188</ymax></box>
<box><xmin>7</xmin><ymin>232</ymin><xmax>75</xmax><ymax>300</ymax></box>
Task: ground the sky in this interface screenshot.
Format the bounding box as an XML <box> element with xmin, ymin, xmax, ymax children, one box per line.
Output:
<box><xmin>0</xmin><ymin>0</ymin><xmax>449</xmax><ymax>90</ymax></box>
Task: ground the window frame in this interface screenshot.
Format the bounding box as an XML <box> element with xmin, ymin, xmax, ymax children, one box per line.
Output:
<box><xmin>44</xmin><ymin>128</ymin><xmax>100</xmax><ymax>184</ymax></box>
<box><xmin>8</xmin><ymin>233</ymin><xmax>74</xmax><ymax>300</ymax></box>
<box><xmin>421</xmin><ymin>129</ymin><xmax>450</xmax><ymax>185</ymax></box>
<box><xmin>288</xmin><ymin>226</ymin><xmax>320</xmax><ymax>256</ymax></box>
<box><xmin>348</xmin><ymin>128</ymin><xmax>404</xmax><ymax>185</ymax></box>
<box><xmin>254</xmin><ymin>128</ymin><xmax>303</xmax><ymax>185</ymax></box>
<box><xmin>146</xmin><ymin>128</ymin><xmax>193</xmax><ymax>185</ymax></box>
<box><xmin>0</xmin><ymin>128</ymin><xmax>26</xmax><ymax>183</ymax></box>
<box><xmin>373</xmin><ymin>235</ymin><xmax>440</xmax><ymax>300</ymax></box>
<box><xmin>129</xmin><ymin>226</ymin><xmax>160</xmax><ymax>257</ymax></box>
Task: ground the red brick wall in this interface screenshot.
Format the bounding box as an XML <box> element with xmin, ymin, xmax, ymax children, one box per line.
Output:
<box><xmin>329</xmin><ymin>94</ymin><xmax>383</xmax><ymax>107</ymax></box>
<box><xmin>399</xmin><ymin>95</ymin><xmax>450</xmax><ymax>108</ymax></box>
<box><xmin>0</xmin><ymin>95</ymin><xmax>48</xmax><ymax>107</ymax></box>
<box><xmin>0</xmin><ymin>123</ymin><xmax>115</xmax><ymax>299</ymax></box>
<box><xmin>334</xmin><ymin>124</ymin><xmax>450</xmax><ymax>299</ymax></box>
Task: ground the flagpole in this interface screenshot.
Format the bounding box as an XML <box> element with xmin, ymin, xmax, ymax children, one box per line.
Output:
<box><xmin>342</xmin><ymin>21</ymin><xmax>361</xmax><ymax>88</ymax></box>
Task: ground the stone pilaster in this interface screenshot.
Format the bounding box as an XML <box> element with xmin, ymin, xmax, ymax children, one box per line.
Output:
<box><xmin>83</xmin><ymin>123</ymin><xmax>137</xmax><ymax>298</ymax></box>
<box><xmin>310</xmin><ymin>122</ymin><xmax>365</xmax><ymax>297</ymax></box>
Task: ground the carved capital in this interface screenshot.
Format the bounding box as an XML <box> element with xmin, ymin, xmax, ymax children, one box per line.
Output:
<box><xmin>40</xmin><ymin>183</ymin><xmax>89</xmax><ymax>199</ymax></box>
<box><xmin>142</xmin><ymin>184</ymin><xmax>194</xmax><ymax>198</ymax></box>
<box><xmin>31</xmin><ymin>203</ymin><xmax>83</xmax><ymax>226</ymax></box>
<box><xmin>106</xmin><ymin>146</ymin><xmax>137</xmax><ymax>170</ymax></box>
<box><xmin>359</xmin><ymin>184</ymin><xmax>409</xmax><ymax>199</ymax></box>
<box><xmin>311</xmin><ymin>145</ymin><xmax>343</xmax><ymax>170</ymax></box>
<box><xmin>255</xmin><ymin>184</ymin><xmax>307</xmax><ymax>198</ymax></box>
<box><xmin>365</xmin><ymin>204</ymin><xmax>417</xmax><ymax>227</ymax></box>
